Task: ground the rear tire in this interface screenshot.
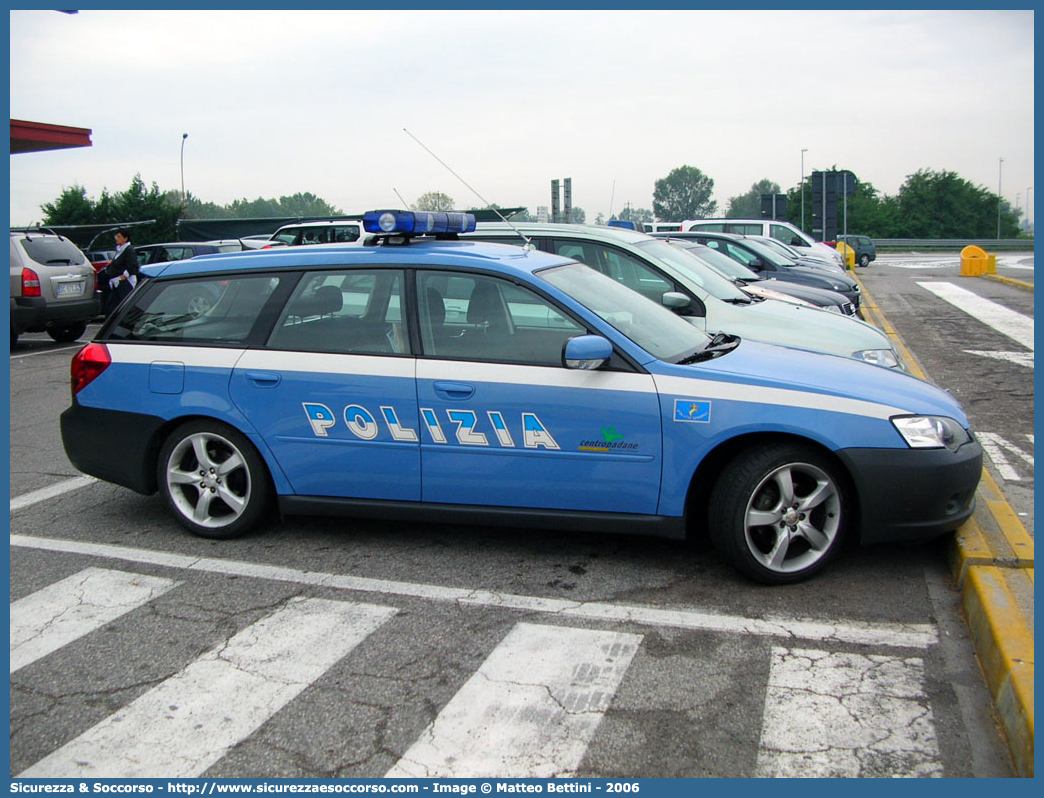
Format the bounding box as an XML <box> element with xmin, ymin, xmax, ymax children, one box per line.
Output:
<box><xmin>709</xmin><ymin>443</ymin><xmax>847</xmax><ymax>584</ymax></box>
<box><xmin>47</xmin><ymin>321</ymin><xmax>88</xmax><ymax>343</ymax></box>
<box><xmin>858</xmin><ymin>254</ymin><xmax>871</xmax><ymax>268</ymax></box>
<box><xmin>157</xmin><ymin>420</ymin><xmax>272</xmax><ymax>539</ymax></box>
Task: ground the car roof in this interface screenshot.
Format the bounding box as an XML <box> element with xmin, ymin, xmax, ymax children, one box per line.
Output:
<box><xmin>474</xmin><ymin>221</ymin><xmax>654</xmax><ymax>244</ymax></box>
<box><xmin>141</xmin><ymin>238</ymin><xmax>575</xmax><ymax>281</ymax></box>
<box><xmin>274</xmin><ymin>219</ymin><xmax>364</xmax><ymax>229</ymax></box>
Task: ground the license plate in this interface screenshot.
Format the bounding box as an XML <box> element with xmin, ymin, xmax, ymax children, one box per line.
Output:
<box><xmin>56</xmin><ymin>282</ymin><xmax>84</xmax><ymax>296</ymax></box>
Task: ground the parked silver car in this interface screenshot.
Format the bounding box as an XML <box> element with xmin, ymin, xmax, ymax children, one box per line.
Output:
<box><xmin>10</xmin><ymin>229</ymin><xmax>100</xmax><ymax>348</ymax></box>
<box><xmin>463</xmin><ymin>223</ymin><xmax>902</xmax><ymax>369</ymax></box>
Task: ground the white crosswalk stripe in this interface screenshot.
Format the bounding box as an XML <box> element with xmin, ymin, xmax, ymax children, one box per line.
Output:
<box><xmin>19</xmin><ymin>597</ymin><xmax>397</xmax><ymax>778</ymax></box>
<box><xmin>754</xmin><ymin>647</ymin><xmax>942</xmax><ymax>778</ymax></box>
<box><xmin>387</xmin><ymin>623</ymin><xmax>642</xmax><ymax>778</ymax></box>
<box><xmin>11</xmin><ymin>569</ymin><xmax>948</xmax><ymax>778</ymax></box>
<box><xmin>916</xmin><ymin>281</ymin><xmax>1034</xmax><ymax>350</ymax></box>
<box><xmin>10</xmin><ymin>567</ymin><xmax>179</xmax><ymax>673</ymax></box>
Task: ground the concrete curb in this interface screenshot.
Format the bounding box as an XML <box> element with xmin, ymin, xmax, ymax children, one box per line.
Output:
<box><xmin>856</xmin><ymin>274</ymin><xmax>1035</xmax><ymax>777</ymax></box>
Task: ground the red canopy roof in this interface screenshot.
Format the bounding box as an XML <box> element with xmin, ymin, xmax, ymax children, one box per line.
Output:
<box><xmin>10</xmin><ymin>118</ymin><xmax>92</xmax><ymax>153</ymax></box>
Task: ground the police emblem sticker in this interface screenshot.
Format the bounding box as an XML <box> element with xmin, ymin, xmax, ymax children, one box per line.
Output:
<box><xmin>674</xmin><ymin>399</ymin><xmax>711</xmax><ymax>423</ymax></box>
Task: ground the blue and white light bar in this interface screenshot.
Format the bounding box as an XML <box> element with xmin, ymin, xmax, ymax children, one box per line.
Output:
<box><xmin>363</xmin><ymin>210</ymin><xmax>477</xmax><ymax>235</ymax></box>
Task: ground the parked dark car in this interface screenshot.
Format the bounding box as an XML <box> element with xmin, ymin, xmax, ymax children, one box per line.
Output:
<box><xmin>835</xmin><ymin>235</ymin><xmax>877</xmax><ymax>267</ymax></box>
<box><xmin>653</xmin><ymin>231</ymin><xmax>862</xmax><ymax>312</ymax></box>
<box><xmin>136</xmin><ymin>240</ymin><xmax>247</xmax><ymax>267</ymax></box>
<box><xmin>666</xmin><ymin>239</ymin><xmax>858</xmax><ymax>316</ymax></box>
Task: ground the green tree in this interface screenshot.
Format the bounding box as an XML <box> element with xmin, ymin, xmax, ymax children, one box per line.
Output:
<box><xmin>41</xmin><ymin>173</ymin><xmax>182</xmax><ymax>244</ymax></box>
<box><xmin>726</xmin><ymin>179</ymin><xmax>781</xmax><ymax>219</ymax></box>
<box><xmin>614</xmin><ymin>206</ymin><xmax>653</xmax><ymax>224</ymax></box>
<box><xmin>892</xmin><ymin>169</ymin><xmax>1018</xmax><ymax>238</ymax></box>
<box><xmin>568</xmin><ymin>207</ymin><xmax>586</xmax><ymax>224</ymax></box>
<box><xmin>652</xmin><ymin>166</ymin><xmax>717</xmax><ymax>221</ymax></box>
<box><xmin>413</xmin><ymin>191</ymin><xmax>455</xmax><ymax>211</ymax></box>
<box><xmin>39</xmin><ymin>184</ymin><xmax>96</xmax><ymax>226</ymax></box>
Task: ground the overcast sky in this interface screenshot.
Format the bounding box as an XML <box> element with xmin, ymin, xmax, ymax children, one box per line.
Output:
<box><xmin>8</xmin><ymin>8</ymin><xmax>1036</xmax><ymax>228</ymax></box>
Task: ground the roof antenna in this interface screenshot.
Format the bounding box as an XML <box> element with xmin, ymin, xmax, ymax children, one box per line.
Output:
<box><xmin>392</xmin><ymin>187</ymin><xmax>410</xmax><ymax>209</ymax></box>
<box><xmin>403</xmin><ymin>127</ymin><xmax>532</xmax><ymax>250</ymax></box>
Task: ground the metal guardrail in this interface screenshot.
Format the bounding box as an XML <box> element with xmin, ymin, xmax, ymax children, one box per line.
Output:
<box><xmin>873</xmin><ymin>238</ymin><xmax>1032</xmax><ymax>250</ymax></box>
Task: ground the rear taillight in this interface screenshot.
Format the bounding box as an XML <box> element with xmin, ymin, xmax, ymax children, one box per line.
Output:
<box><xmin>71</xmin><ymin>343</ymin><xmax>111</xmax><ymax>396</ymax></box>
<box><xmin>21</xmin><ymin>267</ymin><xmax>41</xmax><ymax>297</ymax></box>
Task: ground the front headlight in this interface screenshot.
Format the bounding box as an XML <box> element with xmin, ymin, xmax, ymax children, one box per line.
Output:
<box><xmin>853</xmin><ymin>348</ymin><xmax>900</xmax><ymax>369</ymax></box>
<box><xmin>892</xmin><ymin>415</ymin><xmax>972</xmax><ymax>451</ymax></box>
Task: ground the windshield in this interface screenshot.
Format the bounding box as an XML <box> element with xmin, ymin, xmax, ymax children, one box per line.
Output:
<box><xmin>634</xmin><ymin>239</ymin><xmax>752</xmax><ymax>302</ymax></box>
<box><xmin>739</xmin><ymin>238</ymin><xmax>795</xmax><ymax>267</ymax></box>
<box><xmin>757</xmin><ymin>237</ymin><xmax>798</xmax><ymax>258</ymax></box>
<box><xmin>672</xmin><ymin>242</ymin><xmax>761</xmax><ymax>282</ymax></box>
<box><xmin>538</xmin><ymin>262</ymin><xmax>711</xmax><ymax>362</ymax></box>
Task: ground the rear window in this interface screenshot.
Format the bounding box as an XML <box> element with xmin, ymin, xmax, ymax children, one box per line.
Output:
<box><xmin>17</xmin><ymin>236</ymin><xmax>87</xmax><ymax>267</ymax></box>
<box><xmin>107</xmin><ymin>274</ymin><xmax>284</xmax><ymax>344</ymax></box>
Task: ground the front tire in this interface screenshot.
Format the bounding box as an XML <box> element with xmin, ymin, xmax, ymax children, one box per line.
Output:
<box><xmin>709</xmin><ymin>443</ymin><xmax>847</xmax><ymax>584</ymax></box>
<box><xmin>858</xmin><ymin>254</ymin><xmax>871</xmax><ymax>268</ymax></box>
<box><xmin>157</xmin><ymin>420</ymin><xmax>271</xmax><ymax>539</ymax></box>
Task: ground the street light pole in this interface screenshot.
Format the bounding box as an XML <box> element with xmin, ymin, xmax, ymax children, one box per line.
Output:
<box><xmin>800</xmin><ymin>148</ymin><xmax>808</xmax><ymax>232</ymax></box>
<box><xmin>180</xmin><ymin>133</ymin><xmax>189</xmax><ymax>205</ymax></box>
<box><xmin>997</xmin><ymin>156</ymin><xmax>1004</xmax><ymax>239</ymax></box>
<box><xmin>1027</xmin><ymin>186</ymin><xmax>1033</xmax><ymax>233</ymax></box>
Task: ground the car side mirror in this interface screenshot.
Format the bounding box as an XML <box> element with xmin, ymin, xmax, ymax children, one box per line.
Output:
<box><xmin>563</xmin><ymin>335</ymin><xmax>612</xmax><ymax>370</ymax></box>
<box><xmin>661</xmin><ymin>291</ymin><xmax>691</xmax><ymax>310</ymax></box>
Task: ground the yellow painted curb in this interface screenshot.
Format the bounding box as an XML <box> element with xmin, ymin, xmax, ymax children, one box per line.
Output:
<box><xmin>855</xmin><ymin>271</ymin><xmax>1034</xmax><ymax>776</ymax></box>
<box><xmin>983</xmin><ymin>273</ymin><xmax>1034</xmax><ymax>292</ymax></box>
<box><xmin>962</xmin><ymin>566</ymin><xmax>1035</xmax><ymax>777</ymax></box>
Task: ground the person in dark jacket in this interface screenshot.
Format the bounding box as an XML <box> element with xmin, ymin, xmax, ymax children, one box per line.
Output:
<box><xmin>102</xmin><ymin>229</ymin><xmax>139</xmax><ymax>315</ymax></box>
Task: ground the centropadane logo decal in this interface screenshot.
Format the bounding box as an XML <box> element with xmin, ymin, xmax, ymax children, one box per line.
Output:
<box><xmin>302</xmin><ymin>402</ymin><xmax>560</xmax><ymax>449</ymax></box>
<box><xmin>674</xmin><ymin>398</ymin><xmax>712</xmax><ymax>423</ymax></box>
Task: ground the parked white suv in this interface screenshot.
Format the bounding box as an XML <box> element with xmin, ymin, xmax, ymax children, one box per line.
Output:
<box><xmin>10</xmin><ymin>229</ymin><xmax>100</xmax><ymax>348</ymax></box>
<box><xmin>681</xmin><ymin>219</ymin><xmax>842</xmax><ymax>265</ymax></box>
<box><xmin>267</xmin><ymin>219</ymin><xmax>366</xmax><ymax>247</ymax></box>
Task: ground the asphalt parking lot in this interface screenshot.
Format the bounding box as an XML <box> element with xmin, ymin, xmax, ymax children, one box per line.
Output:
<box><xmin>8</xmin><ymin>251</ymin><xmax>1032</xmax><ymax>779</ymax></box>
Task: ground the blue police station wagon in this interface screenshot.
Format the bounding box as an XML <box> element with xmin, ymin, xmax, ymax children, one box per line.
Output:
<box><xmin>60</xmin><ymin>211</ymin><xmax>983</xmax><ymax>584</ymax></box>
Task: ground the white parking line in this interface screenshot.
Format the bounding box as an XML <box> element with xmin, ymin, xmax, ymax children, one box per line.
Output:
<box><xmin>387</xmin><ymin>623</ymin><xmax>641</xmax><ymax>777</ymax></box>
<box><xmin>916</xmin><ymin>281</ymin><xmax>1034</xmax><ymax>350</ymax></box>
<box><xmin>10</xmin><ymin>567</ymin><xmax>180</xmax><ymax>673</ymax></box>
<box><xmin>755</xmin><ymin>646</ymin><xmax>942</xmax><ymax>777</ymax></box>
<box><xmin>9</xmin><ymin>533</ymin><xmax>938</xmax><ymax>649</ymax></box>
<box><xmin>18</xmin><ymin>597</ymin><xmax>397</xmax><ymax>778</ymax></box>
<box><xmin>10</xmin><ymin>475</ymin><xmax>97</xmax><ymax>512</ymax></box>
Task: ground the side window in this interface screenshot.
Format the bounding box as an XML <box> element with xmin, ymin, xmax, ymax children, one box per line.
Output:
<box><xmin>551</xmin><ymin>240</ymin><xmax>671</xmax><ymax>304</ymax></box>
<box><xmin>268</xmin><ymin>269</ymin><xmax>406</xmax><ymax>355</ymax></box>
<box><xmin>726</xmin><ymin>223</ymin><xmax>761</xmax><ymax>235</ymax></box>
<box><xmin>770</xmin><ymin>224</ymin><xmax>798</xmax><ymax>246</ymax></box>
<box><xmin>417</xmin><ymin>271</ymin><xmax>584</xmax><ymax>366</ymax></box>
<box><xmin>108</xmin><ymin>275</ymin><xmax>282</xmax><ymax>344</ymax></box>
<box><xmin>692</xmin><ymin>222</ymin><xmax>725</xmax><ymax>232</ymax></box>
<box><xmin>332</xmin><ymin>226</ymin><xmax>361</xmax><ymax>243</ymax></box>
<box><xmin>771</xmin><ymin>224</ymin><xmax>806</xmax><ymax>247</ymax></box>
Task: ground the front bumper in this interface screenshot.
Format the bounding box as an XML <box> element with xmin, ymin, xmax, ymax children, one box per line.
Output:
<box><xmin>837</xmin><ymin>440</ymin><xmax>983</xmax><ymax>544</ymax></box>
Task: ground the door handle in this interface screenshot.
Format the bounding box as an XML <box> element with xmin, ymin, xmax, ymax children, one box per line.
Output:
<box><xmin>433</xmin><ymin>381</ymin><xmax>475</xmax><ymax>400</ymax></box>
<box><xmin>244</xmin><ymin>370</ymin><xmax>281</xmax><ymax>388</ymax></box>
